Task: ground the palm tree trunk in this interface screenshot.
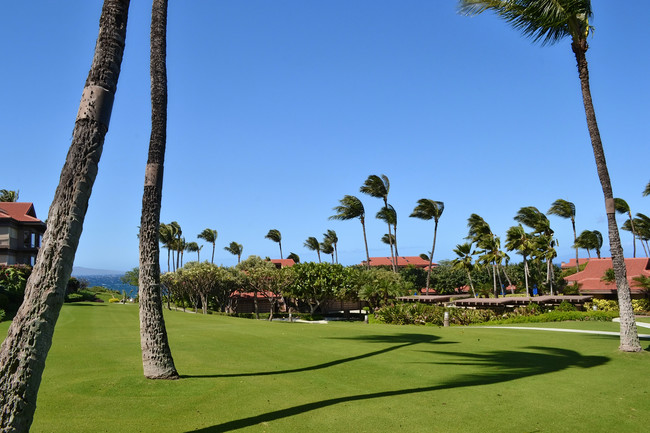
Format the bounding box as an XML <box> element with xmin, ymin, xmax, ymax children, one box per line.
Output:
<box><xmin>393</xmin><ymin>223</ymin><xmax>399</xmax><ymax>257</ymax></box>
<box><xmin>386</xmin><ymin>221</ymin><xmax>396</xmax><ymax>272</ymax></box>
<box><xmin>138</xmin><ymin>0</ymin><xmax>178</xmax><ymax>380</ymax></box>
<box><xmin>211</xmin><ymin>242</ymin><xmax>215</xmax><ymax>264</ymax></box>
<box><xmin>572</xmin><ymin>219</ymin><xmax>580</xmax><ymax>272</ymax></box>
<box><xmin>628</xmin><ymin>211</ymin><xmax>637</xmax><ymax>258</ymax></box>
<box><xmin>572</xmin><ymin>38</ymin><xmax>640</xmax><ymax>352</ymax></box>
<box><xmin>361</xmin><ymin>217</ymin><xmax>370</xmax><ymax>269</ymax></box>
<box><xmin>465</xmin><ymin>270</ymin><xmax>476</xmax><ymax>298</ymax></box>
<box><xmin>524</xmin><ymin>258</ymin><xmax>530</xmax><ymax>297</ymax></box>
<box><xmin>425</xmin><ymin>222</ymin><xmax>439</xmax><ymax>295</ymax></box>
<box><xmin>0</xmin><ymin>2</ymin><xmax>130</xmax><ymax>429</ymax></box>
<box><xmin>279</xmin><ymin>241</ymin><xmax>283</xmax><ymax>260</ymax></box>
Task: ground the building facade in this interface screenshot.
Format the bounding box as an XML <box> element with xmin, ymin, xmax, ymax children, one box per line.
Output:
<box><xmin>0</xmin><ymin>202</ymin><xmax>47</xmax><ymax>266</ymax></box>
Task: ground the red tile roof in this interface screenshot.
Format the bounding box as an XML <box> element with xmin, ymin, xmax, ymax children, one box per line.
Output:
<box><xmin>560</xmin><ymin>258</ymin><xmax>590</xmax><ymax>269</ymax></box>
<box><xmin>362</xmin><ymin>256</ymin><xmax>435</xmax><ymax>268</ymax></box>
<box><xmin>0</xmin><ymin>202</ymin><xmax>44</xmax><ymax>224</ymax></box>
<box><xmin>270</xmin><ymin>259</ymin><xmax>295</xmax><ymax>268</ymax></box>
<box><xmin>564</xmin><ymin>257</ymin><xmax>650</xmax><ymax>294</ymax></box>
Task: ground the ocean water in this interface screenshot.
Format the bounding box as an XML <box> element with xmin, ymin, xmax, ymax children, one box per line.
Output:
<box><xmin>76</xmin><ymin>274</ymin><xmax>138</xmax><ymax>298</ymax></box>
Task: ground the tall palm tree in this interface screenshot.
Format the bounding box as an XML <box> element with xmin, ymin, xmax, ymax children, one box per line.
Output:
<box><xmin>360</xmin><ymin>174</ymin><xmax>396</xmax><ymax>270</ymax></box>
<box><xmin>329</xmin><ymin>195</ymin><xmax>370</xmax><ymax>269</ymax></box>
<box><xmin>410</xmin><ymin>199</ymin><xmax>444</xmax><ymax>293</ymax></box>
<box><xmin>622</xmin><ymin>218</ymin><xmax>648</xmax><ymax>257</ymax></box>
<box><xmin>185</xmin><ymin>241</ymin><xmax>201</xmax><ymax>262</ymax></box>
<box><xmin>137</xmin><ymin>0</ymin><xmax>178</xmax><ymax>381</ymax></box>
<box><xmin>514</xmin><ymin>206</ymin><xmax>556</xmax><ymax>294</ymax></box>
<box><xmin>377</xmin><ymin>204</ymin><xmax>399</xmax><ymax>257</ymax></box>
<box><xmin>614</xmin><ymin>198</ymin><xmax>637</xmax><ymax>258</ymax></box>
<box><xmin>321</xmin><ymin>239</ymin><xmax>335</xmax><ymax>264</ymax></box>
<box><xmin>505</xmin><ymin>224</ymin><xmax>535</xmax><ymax>296</ymax></box>
<box><xmin>0</xmin><ymin>189</ymin><xmax>18</xmax><ymax>202</ymax></box>
<box><xmin>265</xmin><ymin>229</ymin><xmax>283</xmax><ymax>259</ymax></box>
<box><xmin>451</xmin><ymin>243</ymin><xmax>477</xmax><ymax>298</ymax></box>
<box><xmin>224</xmin><ymin>241</ymin><xmax>243</xmax><ymax>264</ymax></box>
<box><xmin>547</xmin><ymin>199</ymin><xmax>579</xmax><ymax>271</ymax></box>
<box><xmin>0</xmin><ymin>1</ymin><xmax>131</xmax><ymax>429</ymax></box>
<box><xmin>304</xmin><ymin>236</ymin><xmax>321</xmax><ymax>263</ymax></box>
<box><xmin>460</xmin><ymin>0</ymin><xmax>640</xmax><ymax>352</ymax></box>
<box><xmin>575</xmin><ymin>229</ymin><xmax>603</xmax><ymax>259</ymax></box>
<box><xmin>159</xmin><ymin>223</ymin><xmax>174</xmax><ymax>272</ymax></box>
<box><xmin>466</xmin><ymin>213</ymin><xmax>501</xmax><ymax>296</ymax></box>
<box><xmin>323</xmin><ymin>229</ymin><xmax>338</xmax><ymax>264</ymax></box>
<box><xmin>287</xmin><ymin>252</ymin><xmax>300</xmax><ymax>263</ymax></box>
<box><xmin>197</xmin><ymin>228</ymin><xmax>217</xmax><ymax>264</ymax></box>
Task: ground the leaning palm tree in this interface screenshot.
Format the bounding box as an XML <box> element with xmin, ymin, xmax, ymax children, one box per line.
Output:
<box><xmin>329</xmin><ymin>195</ymin><xmax>370</xmax><ymax>269</ymax></box>
<box><xmin>304</xmin><ymin>236</ymin><xmax>321</xmax><ymax>263</ymax></box>
<box><xmin>0</xmin><ymin>1</ymin><xmax>131</xmax><ymax>429</ymax></box>
<box><xmin>614</xmin><ymin>198</ymin><xmax>637</xmax><ymax>258</ymax></box>
<box><xmin>575</xmin><ymin>229</ymin><xmax>603</xmax><ymax>259</ymax></box>
<box><xmin>514</xmin><ymin>206</ymin><xmax>557</xmax><ymax>294</ymax></box>
<box><xmin>265</xmin><ymin>229</ymin><xmax>283</xmax><ymax>259</ymax></box>
<box><xmin>644</xmin><ymin>181</ymin><xmax>650</xmax><ymax>197</ymax></box>
<box><xmin>185</xmin><ymin>241</ymin><xmax>201</xmax><ymax>262</ymax></box>
<box><xmin>159</xmin><ymin>223</ymin><xmax>174</xmax><ymax>272</ymax></box>
<box><xmin>137</xmin><ymin>0</ymin><xmax>178</xmax><ymax>382</ymax></box>
<box><xmin>547</xmin><ymin>199</ymin><xmax>579</xmax><ymax>271</ymax></box>
<box><xmin>224</xmin><ymin>241</ymin><xmax>243</xmax><ymax>264</ymax></box>
<box><xmin>197</xmin><ymin>228</ymin><xmax>218</xmax><ymax>264</ymax></box>
<box><xmin>505</xmin><ymin>224</ymin><xmax>535</xmax><ymax>296</ymax></box>
<box><xmin>452</xmin><ymin>243</ymin><xmax>477</xmax><ymax>298</ymax></box>
<box><xmin>377</xmin><ymin>204</ymin><xmax>399</xmax><ymax>260</ymax></box>
<box><xmin>321</xmin><ymin>239</ymin><xmax>335</xmax><ymax>264</ymax></box>
<box><xmin>323</xmin><ymin>229</ymin><xmax>339</xmax><ymax>263</ymax></box>
<box><xmin>360</xmin><ymin>174</ymin><xmax>396</xmax><ymax>270</ymax></box>
<box><xmin>0</xmin><ymin>189</ymin><xmax>18</xmax><ymax>202</ymax></box>
<box><xmin>460</xmin><ymin>0</ymin><xmax>639</xmax><ymax>352</ymax></box>
<box><xmin>410</xmin><ymin>199</ymin><xmax>444</xmax><ymax>293</ymax></box>
<box><xmin>622</xmin><ymin>219</ymin><xmax>649</xmax><ymax>257</ymax></box>
<box><xmin>287</xmin><ymin>252</ymin><xmax>300</xmax><ymax>263</ymax></box>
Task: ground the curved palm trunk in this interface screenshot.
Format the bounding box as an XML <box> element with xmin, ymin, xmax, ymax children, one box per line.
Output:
<box><xmin>465</xmin><ymin>270</ymin><xmax>476</xmax><ymax>298</ymax></box>
<box><xmin>627</xmin><ymin>211</ymin><xmax>637</xmax><ymax>258</ymax></box>
<box><xmin>572</xmin><ymin>39</ymin><xmax>640</xmax><ymax>352</ymax></box>
<box><xmin>571</xmin><ymin>218</ymin><xmax>580</xmax><ymax>272</ymax></box>
<box><xmin>334</xmin><ymin>242</ymin><xmax>338</xmax><ymax>264</ymax></box>
<box><xmin>393</xmin><ymin>223</ymin><xmax>399</xmax><ymax>257</ymax></box>
<box><xmin>361</xmin><ymin>217</ymin><xmax>370</xmax><ymax>269</ymax></box>
<box><xmin>425</xmin><ymin>221</ymin><xmax>439</xmax><ymax>294</ymax></box>
<box><xmin>0</xmin><ymin>1</ymin><xmax>130</xmax><ymax>429</ymax></box>
<box><xmin>138</xmin><ymin>0</ymin><xmax>178</xmax><ymax>380</ymax></box>
<box><xmin>211</xmin><ymin>242</ymin><xmax>215</xmax><ymax>264</ymax></box>
<box><xmin>523</xmin><ymin>257</ymin><xmax>530</xmax><ymax>297</ymax></box>
<box><xmin>278</xmin><ymin>241</ymin><xmax>283</xmax><ymax>260</ymax></box>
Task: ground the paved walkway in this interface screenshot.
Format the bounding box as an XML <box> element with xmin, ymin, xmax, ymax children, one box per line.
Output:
<box><xmin>480</xmin><ymin>318</ymin><xmax>650</xmax><ymax>339</ymax></box>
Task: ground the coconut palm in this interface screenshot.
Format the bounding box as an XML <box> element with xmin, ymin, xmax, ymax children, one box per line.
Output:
<box><xmin>224</xmin><ymin>241</ymin><xmax>243</xmax><ymax>264</ymax></box>
<box><xmin>614</xmin><ymin>198</ymin><xmax>638</xmax><ymax>258</ymax></box>
<box><xmin>265</xmin><ymin>229</ymin><xmax>283</xmax><ymax>259</ymax></box>
<box><xmin>0</xmin><ymin>189</ymin><xmax>18</xmax><ymax>202</ymax></box>
<box><xmin>466</xmin><ymin>214</ymin><xmax>503</xmax><ymax>296</ymax></box>
<box><xmin>287</xmin><ymin>252</ymin><xmax>300</xmax><ymax>263</ymax></box>
<box><xmin>575</xmin><ymin>229</ymin><xmax>603</xmax><ymax>259</ymax></box>
<box><xmin>0</xmin><ymin>1</ymin><xmax>131</xmax><ymax>428</ymax></box>
<box><xmin>514</xmin><ymin>206</ymin><xmax>557</xmax><ymax>294</ymax></box>
<box><xmin>622</xmin><ymin>218</ymin><xmax>649</xmax><ymax>257</ymax></box>
<box><xmin>410</xmin><ymin>199</ymin><xmax>445</xmax><ymax>293</ymax></box>
<box><xmin>197</xmin><ymin>228</ymin><xmax>218</xmax><ymax>264</ymax></box>
<box><xmin>459</xmin><ymin>0</ymin><xmax>639</xmax><ymax>352</ymax></box>
<box><xmin>505</xmin><ymin>224</ymin><xmax>535</xmax><ymax>296</ymax></box>
<box><xmin>644</xmin><ymin>181</ymin><xmax>650</xmax><ymax>197</ymax></box>
<box><xmin>452</xmin><ymin>243</ymin><xmax>477</xmax><ymax>298</ymax></box>
<box><xmin>168</xmin><ymin>221</ymin><xmax>182</xmax><ymax>271</ymax></box>
<box><xmin>185</xmin><ymin>241</ymin><xmax>201</xmax><ymax>262</ymax></box>
<box><xmin>547</xmin><ymin>199</ymin><xmax>579</xmax><ymax>271</ymax></box>
<box><xmin>377</xmin><ymin>204</ymin><xmax>399</xmax><ymax>258</ymax></box>
<box><xmin>321</xmin><ymin>239</ymin><xmax>335</xmax><ymax>264</ymax></box>
<box><xmin>137</xmin><ymin>0</ymin><xmax>178</xmax><ymax>381</ymax></box>
<box><xmin>304</xmin><ymin>236</ymin><xmax>321</xmax><ymax>263</ymax></box>
<box><xmin>323</xmin><ymin>229</ymin><xmax>338</xmax><ymax>264</ymax></box>
<box><xmin>159</xmin><ymin>223</ymin><xmax>175</xmax><ymax>272</ymax></box>
<box><xmin>329</xmin><ymin>195</ymin><xmax>370</xmax><ymax>269</ymax></box>
<box><xmin>360</xmin><ymin>174</ymin><xmax>396</xmax><ymax>270</ymax></box>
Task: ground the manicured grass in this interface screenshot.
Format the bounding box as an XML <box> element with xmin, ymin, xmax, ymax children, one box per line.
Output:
<box><xmin>1</xmin><ymin>304</ymin><xmax>650</xmax><ymax>433</ymax></box>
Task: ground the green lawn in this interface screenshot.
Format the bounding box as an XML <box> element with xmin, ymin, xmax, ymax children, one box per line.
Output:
<box><xmin>1</xmin><ymin>304</ymin><xmax>649</xmax><ymax>433</ymax></box>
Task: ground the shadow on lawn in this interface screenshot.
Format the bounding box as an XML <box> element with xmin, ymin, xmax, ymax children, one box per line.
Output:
<box><xmin>186</xmin><ymin>346</ymin><xmax>609</xmax><ymax>433</ymax></box>
<box><xmin>181</xmin><ymin>333</ymin><xmax>450</xmax><ymax>378</ymax></box>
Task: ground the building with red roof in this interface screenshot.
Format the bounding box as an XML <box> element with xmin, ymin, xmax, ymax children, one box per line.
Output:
<box><xmin>361</xmin><ymin>256</ymin><xmax>435</xmax><ymax>269</ymax></box>
<box><xmin>0</xmin><ymin>202</ymin><xmax>47</xmax><ymax>266</ymax></box>
<box><xmin>269</xmin><ymin>258</ymin><xmax>295</xmax><ymax>268</ymax></box>
<box><xmin>563</xmin><ymin>257</ymin><xmax>650</xmax><ymax>298</ymax></box>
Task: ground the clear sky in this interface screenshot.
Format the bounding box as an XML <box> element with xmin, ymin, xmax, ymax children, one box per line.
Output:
<box><xmin>1</xmin><ymin>1</ymin><xmax>648</xmax><ymax>273</ymax></box>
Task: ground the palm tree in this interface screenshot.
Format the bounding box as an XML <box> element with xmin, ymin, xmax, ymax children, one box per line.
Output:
<box><xmin>377</xmin><ymin>204</ymin><xmax>399</xmax><ymax>259</ymax></box>
<box><xmin>360</xmin><ymin>174</ymin><xmax>396</xmax><ymax>270</ymax></box>
<box><xmin>410</xmin><ymin>199</ymin><xmax>444</xmax><ymax>293</ymax></box>
<box><xmin>287</xmin><ymin>252</ymin><xmax>300</xmax><ymax>263</ymax></box>
<box><xmin>0</xmin><ymin>1</ymin><xmax>131</xmax><ymax>429</ymax></box>
<box><xmin>505</xmin><ymin>224</ymin><xmax>535</xmax><ymax>296</ymax></box>
<box><xmin>323</xmin><ymin>229</ymin><xmax>338</xmax><ymax>264</ymax></box>
<box><xmin>452</xmin><ymin>243</ymin><xmax>477</xmax><ymax>298</ymax></box>
<box><xmin>547</xmin><ymin>199</ymin><xmax>579</xmax><ymax>271</ymax></box>
<box><xmin>137</xmin><ymin>0</ymin><xmax>178</xmax><ymax>381</ymax></box>
<box><xmin>304</xmin><ymin>236</ymin><xmax>321</xmax><ymax>263</ymax></box>
<box><xmin>466</xmin><ymin>213</ymin><xmax>502</xmax><ymax>296</ymax></box>
<box><xmin>514</xmin><ymin>206</ymin><xmax>556</xmax><ymax>294</ymax></box>
<box><xmin>265</xmin><ymin>229</ymin><xmax>283</xmax><ymax>259</ymax></box>
<box><xmin>185</xmin><ymin>241</ymin><xmax>201</xmax><ymax>262</ymax></box>
<box><xmin>329</xmin><ymin>195</ymin><xmax>370</xmax><ymax>269</ymax></box>
<box><xmin>167</xmin><ymin>221</ymin><xmax>182</xmax><ymax>271</ymax></box>
<box><xmin>0</xmin><ymin>189</ymin><xmax>18</xmax><ymax>202</ymax></box>
<box><xmin>644</xmin><ymin>181</ymin><xmax>650</xmax><ymax>197</ymax></box>
<box><xmin>460</xmin><ymin>0</ymin><xmax>640</xmax><ymax>352</ymax></box>
<box><xmin>224</xmin><ymin>241</ymin><xmax>243</xmax><ymax>264</ymax></box>
<box><xmin>159</xmin><ymin>223</ymin><xmax>174</xmax><ymax>272</ymax></box>
<box><xmin>197</xmin><ymin>228</ymin><xmax>218</xmax><ymax>264</ymax></box>
<box><xmin>575</xmin><ymin>229</ymin><xmax>603</xmax><ymax>259</ymax></box>
<box><xmin>321</xmin><ymin>239</ymin><xmax>335</xmax><ymax>263</ymax></box>
<box><xmin>622</xmin><ymin>218</ymin><xmax>649</xmax><ymax>257</ymax></box>
<box><xmin>614</xmin><ymin>198</ymin><xmax>637</xmax><ymax>258</ymax></box>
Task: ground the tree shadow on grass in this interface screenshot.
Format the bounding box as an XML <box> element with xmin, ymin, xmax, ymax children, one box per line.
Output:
<box><xmin>181</xmin><ymin>333</ymin><xmax>453</xmax><ymax>379</ymax></box>
<box><xmin>185</xmin><ymin>346</ymin><xmax>609</xmax><ymax>433</ymax></box>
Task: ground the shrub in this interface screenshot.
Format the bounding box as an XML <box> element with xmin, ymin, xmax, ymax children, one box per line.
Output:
<box><xmin>632</xmin><ymin>299</ymin><xmax>650</xmax><ymax>314</ymax></box>
<box><xmin>0</xmin><ymin>309</ymin><xmax>5</xmax><ymax>322</ymax></box>
<box><xmin>555</xmin><ymin>300</ymin><xmax>577</xmax><ymax>312</ymax></box>
<box><xmin>108</xmin><ymin>297</ymin><xmax>121</xmax><ymax>303</ymax></box>
<box><xmin>585</xmin><ymin>299</ymin><xmax>618</xmax><ymax>312</ymax></box>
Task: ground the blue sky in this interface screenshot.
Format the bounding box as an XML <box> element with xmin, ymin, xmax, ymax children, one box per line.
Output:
<box><xmin>1</xmin><ymin>1</ymin><xmax>648</xmax><ymax>272</ymax></box>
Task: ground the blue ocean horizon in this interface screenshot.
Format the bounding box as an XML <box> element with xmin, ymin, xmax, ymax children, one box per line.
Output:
<box><xmin>76</xmin><ymin>274</ymin><xmax>138</xmax><ymax>298</ymax></box>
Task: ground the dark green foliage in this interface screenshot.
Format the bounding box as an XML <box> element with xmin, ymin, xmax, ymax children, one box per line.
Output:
<box><xmin>66</xmin><ymin>277</ymin><xmax>89</xmax><ymax>295</ymax></box>
<box><xmin>374</xmin><ymin>303</ymin><xmax>497</xmax><ymax>326</ymax></box>
<box><xmin>489</xmin><ymin>310</ymin><xmax>617</xmax><ymax>325</ymax></box>
<box><xmin>0</xmin><ymin>309</ymin><xmax>5</xmax><ymax>322</ymax></box>
<box><xmin>428</xmin><ymin>261</ymin><xmax>467</xmax><ymax>294</ymax></box>
<box><xmin>555</xmin><ymin>300</ymin><xmax>577</xmax><ymax>312</ymax></box>
<box><xmin>120</xmin><ymin>267</ymin><xmax>139</xmax><ymax>287</ymax></box>
<box><xmin>0</xmin><ymin>264</ymin><xmax>32</xmax><ymax>317</ymax></box>
<box><xmin>65</xmin><ymin>290</ymin><xmax>100</xmax><ymax>303</ymax></box>
<box><xmin>399</xmin><ymin>265</ymin><xmax>427</xmax><ymax>290</ymax></box>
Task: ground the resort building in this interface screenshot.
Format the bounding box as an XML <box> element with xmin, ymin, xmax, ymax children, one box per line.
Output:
<box><xmin>563</xmin><ymin>257</ymin><xmax>650</xmax><ymax>298</ymax></box>
<box><xmin>0</xmin><ymin>202</ymin><xmax>47</xmax><ymax>266</ymax></box>
<box><xmin>361</xmin><ymin>256</ymin><xmax>435</xmax><ymax>269</ymax></box>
